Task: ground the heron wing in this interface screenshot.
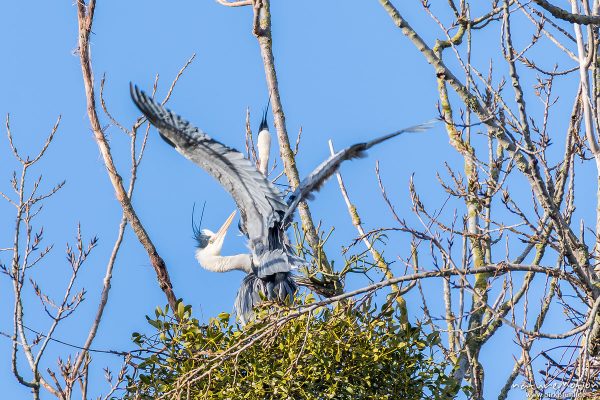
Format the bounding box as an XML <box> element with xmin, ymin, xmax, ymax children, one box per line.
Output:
<box><xmin>283</xmin><ymin>121</ymin><xmax>435</xmax><ymax>224</ymax></box>
<box><xmin>130</xmin><ymin>85</ymin><xmax>287</xmax><ymax>241</ymax></box>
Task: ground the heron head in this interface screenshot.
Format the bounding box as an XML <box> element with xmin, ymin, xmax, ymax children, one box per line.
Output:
<box><xmin>193</xmin><ymin>211</ymin><xmax>236</xmax><ymax>254</ymax></box>
<box><xmin>258</xmin><ymin>94</ymin><xmax>271</xmax><ymax>132</ymax></box>
<box><xmin>194</xmin><ymin>229</ymin><xmax>213</xmax><ymax>249</ymax></box>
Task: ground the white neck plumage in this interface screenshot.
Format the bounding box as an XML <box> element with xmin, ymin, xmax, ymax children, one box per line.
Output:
<box><xmin>257</xmin><ymin>128</ymin><xmax>271</xmax><ymax>176</ymax></box>
<box><xmin>196</xmin><ymin>249</ymin><xmax>253</xmax><ymax>274</ymax></box>
<box><xmin>194</xmin><ymin>210</ymin><xmax>252</xmax><ymax>274</ymax></box>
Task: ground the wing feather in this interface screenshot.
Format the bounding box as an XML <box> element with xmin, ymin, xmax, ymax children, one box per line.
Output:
<box><xmin>283</xmin><ymin>121</ymin><xmax>435</xmax><ymax>223</ymax></box>
<box><xmin>130</xmin><ymin>84</ymin><xmax>287</xmax><ymax>242</ymax></box>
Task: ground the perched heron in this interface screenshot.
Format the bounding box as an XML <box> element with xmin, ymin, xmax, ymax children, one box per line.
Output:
<box><xmin>257</xmin><ymin>97</ymin><xmax>271</xmax><ymax>176</ymax></box>
<box><xmin>130</xmin><ymin>84</ymin><xmax>432</xmax><ymax>323</ymax></box>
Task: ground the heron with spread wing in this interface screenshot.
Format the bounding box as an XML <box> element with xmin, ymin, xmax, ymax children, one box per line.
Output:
<box><xmin>130</xmin><ymin>84</ymin><xmax>432</xmax><ymax>323</ymax></box>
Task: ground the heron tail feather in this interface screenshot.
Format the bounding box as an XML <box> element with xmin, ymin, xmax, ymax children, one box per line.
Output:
<box><xmin>234</xmin><ymin>272</ymin><xmax>297</xmax><ymax>325</ymax></box>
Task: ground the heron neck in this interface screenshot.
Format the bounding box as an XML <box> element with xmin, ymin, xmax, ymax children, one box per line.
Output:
<box><xmin>257</xmin><ymin>129</ymin><xmax>271</xmax><ymax>175</ymax></box>
<box><xmin>195</xmin><ymin>251</ymin><xmax>252</xmax><ymax>274</ymax></box>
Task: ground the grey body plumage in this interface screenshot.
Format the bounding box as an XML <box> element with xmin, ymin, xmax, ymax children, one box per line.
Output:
<box><xmin>130</xmin><ymin>84</ymin><xmax>432</xmax><ymax>323</ymax></box>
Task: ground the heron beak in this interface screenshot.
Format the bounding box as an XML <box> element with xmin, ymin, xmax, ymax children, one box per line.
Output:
<box><xmin>214</xmin><ymin>210</ymin><xmax>236</xmax><ymax>241</ymax></box>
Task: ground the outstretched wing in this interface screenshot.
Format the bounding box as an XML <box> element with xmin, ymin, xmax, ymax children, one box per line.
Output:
<box><xmin>130</xmin><ymin>84</ymin><xmax>287</xmax><ymax>242</ymax></box>
<box><xmin>283</xmin><ymin>121</ymin><xmax>435</xmax><ymax>224</ymax></box>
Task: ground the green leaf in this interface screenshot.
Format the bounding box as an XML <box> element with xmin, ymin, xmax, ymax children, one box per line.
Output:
<box><xmin>217</xmin><ymin>312</ymin><xmax>230</xmax><ymax>322</ymax></box>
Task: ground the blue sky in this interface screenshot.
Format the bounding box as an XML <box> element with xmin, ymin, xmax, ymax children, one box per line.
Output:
<box><xmin>0</xmin><ymin>1</ymin><xmax>590</xmax><ymax>399</ymax></box>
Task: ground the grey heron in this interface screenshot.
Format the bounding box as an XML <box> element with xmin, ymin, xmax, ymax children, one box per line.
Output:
<box><xmin>130</xmin><ymin>84</ymin><xmax>432</xmax><ymax>323</ymax></box>
<box><xmin>257</xmin><ymin>97</ymin><xmax>271</xmax><ymax>176</ymax></box>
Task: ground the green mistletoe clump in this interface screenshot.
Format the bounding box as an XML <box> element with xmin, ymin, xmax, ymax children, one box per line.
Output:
<box><xmin>124</xmin><ymin>296</ymin><xmax>454</xmax><ymax>399</ymax></box>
